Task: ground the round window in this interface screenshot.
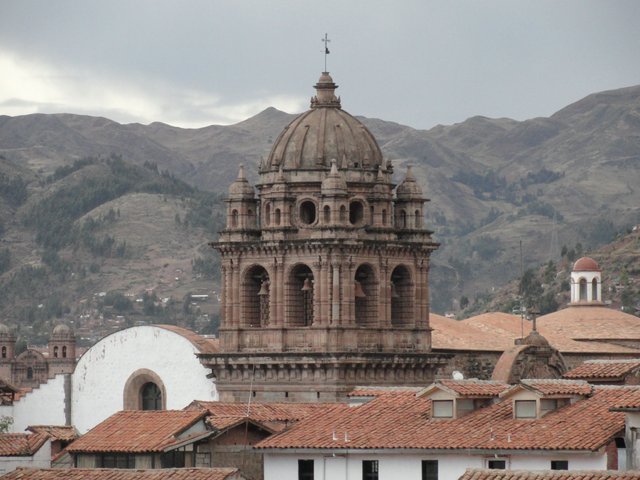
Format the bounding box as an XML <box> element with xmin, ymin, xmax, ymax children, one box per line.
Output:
<box><xmin>299</xmin><ymin>201</ymin><xmax>317</xmax><ymax>225</ymax></box>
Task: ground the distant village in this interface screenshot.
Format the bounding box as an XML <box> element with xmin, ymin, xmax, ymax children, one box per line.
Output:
<box><xmin>1</xmin><ymin>72</ymin><xmax>640</xmax><ymax>480</ymax></box>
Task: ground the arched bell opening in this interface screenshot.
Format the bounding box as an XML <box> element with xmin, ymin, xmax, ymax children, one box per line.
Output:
<box><xmin>391</xmin><ymin>265</ymin><xmax>413</xmax><ymax>327</ymax></box>
<box><xmin>242</xmin><ymin>265</ymin><xmax>270</xmax><ymax>327</ymax></box>
<box><xmin>579</xmin><ymin>278</ymin><xmax>587</xmax><ymax>301</ymax></box>
<box><xmin>287</xmin><ymin>264</ymin><xmax>314</xmax><ymax>327</ymax></box>
<box><xmin>354</xmin><ymin>264</ymin><xmax>378</xmax><ymax>327</ymax></box>
<box><xmin>591</xmin><ymin>278</ymin><xmax>598</xmax><ymax>301</ymax></box>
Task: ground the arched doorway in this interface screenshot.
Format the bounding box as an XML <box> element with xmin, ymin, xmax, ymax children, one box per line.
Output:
<box><xmin>391</xmin><ymin>265</ymin><xmax>413</xmax><ymax>326</ymax></box>
<box><xmin>242</xmin><ymin>265</ymin><xmax>270</xmax><ymax>327</ymax></box>
<box><xmin>355</xmin><ymin>264</ymin><xmax>378</xmax><ymax>326</ymax></box>
<box><xmin>287</xmin><ymin>264</ymin><xmax>314</xmax><ymax>326</ymax></box>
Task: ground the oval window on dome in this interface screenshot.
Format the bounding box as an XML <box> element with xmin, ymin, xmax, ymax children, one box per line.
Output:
<box><xmin>299</xmin><ymin>200</ymin><xmax>317</xmax><ymax>225</ymax></box>
<box><xmin>349</xmin><ymin>200</ymin><xmax>365</xmax><ymax>225</ymax></box>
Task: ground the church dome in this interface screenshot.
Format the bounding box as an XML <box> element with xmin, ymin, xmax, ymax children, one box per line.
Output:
<box><xmin>264</xmin><ymin>72</ymin><xmax>383</xmax><ymax>172</ymax></box>
<box><xmin>573</xmin><ymin>257</ymin><xmax>601</xmax><ymax>272</ymax></box>
<box><xmin>522</xmin><ymin>330</ymin><xmax>551</xmax><ymax>347</ymax></box>
<box><xmin>52</xmin><ymin>323</ymin><xmax>74</xmax><ymax>336</ymax></box>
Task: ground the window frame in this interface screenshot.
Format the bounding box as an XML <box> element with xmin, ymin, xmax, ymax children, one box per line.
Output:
<box><xmin>298</xmin><ymin>459</ymin><xmax>314</xmax><ymax>480</ymax></box>
<box><xmin>514</xmin><ymin>399</ymin><xmax>537</xmax><ymax>419</ymax></box>
<box><xmin>551</xmin><ymin>460</ymin><xmax>568</xmax><ymax>470</ymax></box>
<box><xmin>432</xmin><ymin>400</ymin><xmax>454</xmax><ymax>418</ymax></box>
<box><xmin>422</xmin><ymin>459</ymin><xmax>438</xmax><ymax>480</ymax></box>
<box><xmin>362</xmin><ymin>459</ymin><xmax>379</xmax><ymax>480</ymax></box>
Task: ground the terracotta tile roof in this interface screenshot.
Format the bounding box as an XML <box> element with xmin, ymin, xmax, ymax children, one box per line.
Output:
<box><xmin>257</xmin><ymin>386</ymin><xmax>640</xmax><ymax>452</ymax></box>
<box><xmin>0</xmin><ymin>467</ymin><xmax>243</xmax><ymax>480</ymax></box>
<box><xmin>26</xmin><ymin>426</ymin><xmax>78</xmax><ymax>442</ymax></box>
<box><xmin>0</xmin><ymin>433</ymin><xmax>49</xmax><ymax>456</ymax></box>
<box><xmin>564</xmin><ymin>360</ymin><xmax>640</xmax><ymax>380</ymax></box>
<box><xmin>460</xmin><ymin>469</ymin><xmax>640</xmax><ymax>480</ymax></box>
<box><xmin>518</xmin><ymin>379</ymin><xmax>594</xmax><ymax>396</ymax></box>
<box><xmin>349</xmin><ymin>387</ymin><xmax>422</xmax><ymax>397</ymax></box>
<box><xmin>432</xmin><ymin>312</ymin><xmax>639</xmax><ymax>354</ymax></box>
<box><xmin>155</xmin><ymin>325</ymin><xmax>219</xmax><ymax>354</ymax></box>
<box><xmin>66</xmin><ymin>410</ymin><xmax>206</xmax><ymax>453</ymax></box>
<box><xmin>610</xmin><ymin>389</ymin><xmax>640</xmax><ymax>410</ymax></box>
<box><xmin>187</xmin><ymin>400</ymin><xmax>336</xmax><ymax>423</ymax></box>
<box><xmin>537</xmin><ymin>306</ymin><xmax>640</xmax><ymax>341</ymax></box>
<box><xmin>434</xmin><ymin>379</ymin><xmax>510</xmax><ymax>397</ymax></box>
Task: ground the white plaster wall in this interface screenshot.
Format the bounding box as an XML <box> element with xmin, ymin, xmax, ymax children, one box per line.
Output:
<box><xmin>0</xmin><ymin>439</ymin><xmax>51</xmax><ymax>473</ymax></box>
<box><xmin>264</xmin><ymin>451</ymin><xmax>608</xmax><ymax>480</ymax></box>
<box><xmin>11</xmin><ymin>374</ymin><xmax>67</xmax><ymax>432</ymax></box>
<box><xmin>72</xmin><ymin>326</ymin><xmax>217</xmax><ymax>433</ymax></box>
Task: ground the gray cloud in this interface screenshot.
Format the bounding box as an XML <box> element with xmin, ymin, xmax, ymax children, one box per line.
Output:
<box><xmin>1</xmin><ymin>0</ymin><xmax>639</xmax><ymax>129</ymax></box>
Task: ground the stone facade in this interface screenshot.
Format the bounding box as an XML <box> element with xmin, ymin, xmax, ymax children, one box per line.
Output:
<box><xmin>205</xmin><ymin>72</ymin><xmax>449</xmax><ymax>401</ymax></box>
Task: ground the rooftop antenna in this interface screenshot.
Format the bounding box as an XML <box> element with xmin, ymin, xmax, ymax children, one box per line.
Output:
<box><xmin>548</xmin><ymin>210</ymin><xmax>559</xmax><ymax>261</ymax></box>
<box><xmin>322</xmin><ymin>33</ymin><xmax>331</xmax><ymax>72</ymax></box>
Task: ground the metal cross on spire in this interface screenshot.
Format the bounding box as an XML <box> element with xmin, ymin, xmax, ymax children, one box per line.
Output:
<box><xmin>322</xmin><ymin>33</ymin><xmax>331</xmax><ymax>72</ymax></box>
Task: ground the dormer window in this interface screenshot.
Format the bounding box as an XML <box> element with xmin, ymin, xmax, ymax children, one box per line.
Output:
<box><xmin>515</xmin><ymin>400</ymin><xmax>536</xmax><ymax>418</ymax></box>
<box><xmin>432</xmin><ymin>400</ymin><xmax>454</xmax><ymax>418</ymax></box>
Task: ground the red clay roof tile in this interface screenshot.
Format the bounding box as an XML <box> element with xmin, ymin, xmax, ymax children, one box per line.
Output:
<box><xmin>564</xmin><ymin>360</ymin><xmax>640</xmax><ymax>380</ymax></box>
<box><xmin>0</xmin><ymin>467</ymin><xmax>243</xmax><ymax>480</ymax></box>
<box><xmin>26</xmin><ymin>426</ymin><xmax>78</xmax><ymax>442</ymax></box>
<box><xmin>66</xmin><ymin>410</ymin><xmax>206</xmax><ymax>453</ymax></box>
<box><xmin>0</xmin><ymin>433</ymin><xmax>48</xmax><ymax>456</ymax></box>
<box><xmin>460</xmin><ymin>469</ymin><xmax>640</xmax><ymax>480</ymax></box>
<box><xmin>257</xmin><ymin>386</ymin><xmax>640</xmax><ymax>452</ymax></box>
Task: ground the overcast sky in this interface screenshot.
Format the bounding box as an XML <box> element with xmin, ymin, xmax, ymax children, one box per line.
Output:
<box><xmin>1</xmin><ymin>1</ymin><xmax>639</xmax><ymax>129</ymax></box>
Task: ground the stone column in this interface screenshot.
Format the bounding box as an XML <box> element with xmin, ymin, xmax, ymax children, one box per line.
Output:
<box><xmin>346</xmin><ymin>258</ymin><xmax>355</xmax><ymax>325</ymax></box>
<box><xmin>230</xmin><ymin>260</ymin><xmax>240</xmax><ymax>327</ymax></box>
<box><xmin>220</xmin><ymin>264</ymin><xmax>228</xmax><ymax>326</ymax></box>
<box><xmin>331</xmin><ymin>260</ymin><xmax>341</xmax><ymax>325</ymax></box>
<box><xmin>379</xmin><ymin>258</ymin><xmax>390</xmax><ymax>327</ymax></box>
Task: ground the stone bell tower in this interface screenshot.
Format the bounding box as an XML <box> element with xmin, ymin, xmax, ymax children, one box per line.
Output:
<box><xmin>203</xmin><ymin>72</ymin><xmax>449</xmax><ymax>402</ymax></box>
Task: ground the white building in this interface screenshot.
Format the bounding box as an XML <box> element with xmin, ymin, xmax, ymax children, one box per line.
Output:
<box><xmin>0</xmin><ymin>325</ymin><xmax>218</xmax><ymax>434</ymax></box>
<box><xmin>257</xmin><ymin>380</ymin><xmax>632</xmax><ymax>480</ymax></box>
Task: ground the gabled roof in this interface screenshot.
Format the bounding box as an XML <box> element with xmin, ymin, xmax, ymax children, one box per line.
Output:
<box><xmin>0</xmin><ymin>467</ymin><xmax>244</xmax><ymax>480</ymax></box>
<box><xmin>26</xmin><ymin>425</ymin><xmax>78</xmax><ymax>442</ymax></box>
<box><xmin>564</xmin><ymin>359</ymin><xmax>640</xmax><ymax>380</ymax></box>
<box><xmin>256</xmin><ymin>386</ymin><xmax>640</xmax><ymax>452</ymax></box>
<box><xmin>460</xmin><ymin>469</ymin><xmax>640</xmax><ymax>480</ymax></box>
<box><xmin>187</xmin><ymin>400</ymin><xmax>336</xmax><ymax>423</ymax></box>
<box><xmin>66</xmin><ymin>410</ymin><xmax>207</xmax><ymax>453</ymax></box>
<box><xmin>500</xmin><ymin>379</ymin><xmax>593</xmax><ymax>399</ymax></box>
<box><xmin>0</xmin><ymin>432</ymin><xmax>49</xmax><ymax>456</ymax></box>
<box><xmin>418</xmin><ymin>379</ymin><xmax>510</xmax><ymax>398</ymax></box>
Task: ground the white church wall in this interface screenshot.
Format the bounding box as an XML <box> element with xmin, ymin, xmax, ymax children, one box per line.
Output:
<box><xmin>72</xmin><ymin>326</ymin><xmax>217</xmax><ymax>433</ymax></box>
<box><xmin>10</xmin><ymin>374</ymin><xmax>67</xmax><ymax>432</ymax></box>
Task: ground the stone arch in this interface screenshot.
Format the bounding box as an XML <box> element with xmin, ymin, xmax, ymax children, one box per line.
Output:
<box><xmin>274</xmin><ymin>208</ymin><xmax>281</xmax><ymax>226</ymax></box>
<box><xmin>231</xmin><ymin>209</ymin><xmax>239</xmax><ymax>228</ymax></box>
<box><xmin>241</xmin><ymin>264</ymin><xmax>270</xmax><ymax>327</ymax></box>
<box><xmin>391</xmin><ymin>265</ymin><xmax>414</xmax><ymax>326</ymax></box>
<box><xmin>298</xmin><ymin>199</ymin><xmax>317</xmax><ymax>226</ymax></box>
<box><xmin>398</xmin><ymin>209</ymin><xmax>407</xmax><ymax>228</ymax></box>
<box><xmin>62</xmin><ymin>346</ymin><xmax>67</xmax><ymax>358</ymax></box>
<box><xmin>414</xmin><ymin>209</ymin><xmax>421</xmax><ymax>228</ymax></box>
<box><xmin>339</xmin><ymin>205</ymin><xmax>347</xmax><ymax>222</ymax></box>
<box><xmin>355</xmin><ymin>263</ymin><xmax>379</xmax><ymax>327</ymax></box>
<box><xmin>27</xmin><ymin>367</ymin><xmax>33</xmax><ymax>379</ymax></box>
<box><xmin>123</xmin><ymin>368</ymin><xmax>167</xmax><ymax>411</ymax></box>
<box><xmin>1</xmin><ymin>346</ymin><xmax>6</xmax><ymax>359</ymax></box>
<box><xmin>579</xmin><ymin>277</ymin><xmax>587</xmax><ymax>301</ymax></box>
<box><xmin>286</xmin><ymin>263</ymin><xmax>314</xmax><ymax>326</ymax></box>
<box><xmin>53</xmin><ymin>346</ymin><xmax>59</xmax><ymax>358</ymax></box>
<box><xmin>349</xmin><ymin>199</ymin><xmax>365</xmax><ymax>225</ymax></box>
<box><xmin>382</xmin><ymin>209</ymin><xmax>388</xmax><ymax>226</ymax></box>
<box><xmin>592</xmin><ymin>278</ymin><xmax>598</xmax><ymax>301</ymax></box>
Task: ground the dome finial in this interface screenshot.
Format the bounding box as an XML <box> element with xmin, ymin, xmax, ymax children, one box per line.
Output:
<box><xmin>237</xmin><ymin>164</ymin><xmax>246</xmax><ymax>180</ymax></box>
<box><xmin>311</xmin><ymin>72</ymin><xmax>340</xmax><ymax>108</ymax></box>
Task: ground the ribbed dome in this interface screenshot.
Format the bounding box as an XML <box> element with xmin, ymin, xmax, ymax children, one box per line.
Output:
<box><xmin>573</xmin><ymin>257</ymin><xmax>601</xmax><ymax>272</ymax></box>
<box><xmin>264</xmin><ymin>72</ymin><xmax>383</xmax><ymax>172</ymax></box>
<box><xmin>396</xmin><ymin>166</ymin><xmax>423</xmax><ymax>200</ymax></box>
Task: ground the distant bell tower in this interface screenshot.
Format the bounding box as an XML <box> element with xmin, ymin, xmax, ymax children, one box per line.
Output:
<box><xmin>204</xmin><ymin>72</ymin><xmax>448</xmax><ymax>402</ymax></box>
<box><xmin>570</xmin><ymin>257</ymin><xmax>603</xmax><ymax>305</ymax></box>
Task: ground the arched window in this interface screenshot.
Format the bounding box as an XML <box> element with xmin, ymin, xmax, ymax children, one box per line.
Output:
<box><xmin>1</xmin><ymin>346</ymin><xmax>6</xmax><ymax>359</ymax></box>
<box><xmin>264</xmin><ymin>203</ymin><xmax>271</xmax><ymax>226</ymax></box>
<box><xmin>242</xmin><ymin>265</ymin><xmax>270</xmax><ymax>327</ymax></box>
<box><xmin>382</xmin><ymin>209</ymin><xmax>387</xmax><ymax>226</ymax></box>
<box><xmin>349</xmin><ymin>201</ymin><xmax>364</xmax><ymax>225</ymax></box>
<box><xmin>592</xmin><ymin>278</ymin><xmax>598</xmax><ymax>301</ymax></box>
<box><xmin>414</xmin><ymin>210</ymin><xmax>421</xmax><ymax>228</ymax></box>
<box><xmin>354</xmin><ymin>264</ymin><xmax>378</xmax><ymax>327</ymax></box>
<box><xmin>231</xmin><ymin>209</ymin><xmax>239</xmax><ymax>228</ymax></box>
<box><xmin>579</xmin><ymin>278</ymin><xmax>587</xmax><ymax>301</ymax></box>
<box><xmin>247</xmin><ymin>208</ymin><xmax>255</xmax><ymax>226</ymax></box>
<box><xmin>323</xmin><ymin>205</ymin><xmax>331</xmax><ymax>224</ymax></box>
<box><xmin>53</xmin><ymin>346</ymin><xmax>59</xmax><ymax>358</ymax></box>
<box><xmin>27</xmin><ymin>367</ymin><xmax>33</xmax><ymax>380</ymax></box>
<box><xmin>275</xmin><ymin>208</ymin><xmax>281</xmax><ymax>226</ymax></box>
<box><xmin>399</xmin><ymin>210</ymin><xmax>407</xmax><ymax>228</ymax></box>
<box><xmin>141</xmin><ymin>382</ymin><xmax>162</xmax><ymax>411</ymax></box>
<box><xmin>287</xmin><ymin>265</ymin><xmax>314</xmax><ymax>327</ymax></box>
<box><xmin>62</xmin><ymin>346</ymin><xmax>67</xmax><ymax>358</ymax></box>
<box><xmin>391</xmin><ymin>265</ymin><xmax>413</xmax><ymax>326</ymax></box>
<box><xmin>339</xmin><ymin>205</ymin><xmax>347</xmax><ymax>222</ymax></box>
<box><xmin>370</xmin><ymin>206</ymin><xmax>375</xmax><ymax>225</ymax></box>
<box><xmin>299</xmin><ymin>201</ymin><xmax>317</xmax><ymax>225</ymax></box>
